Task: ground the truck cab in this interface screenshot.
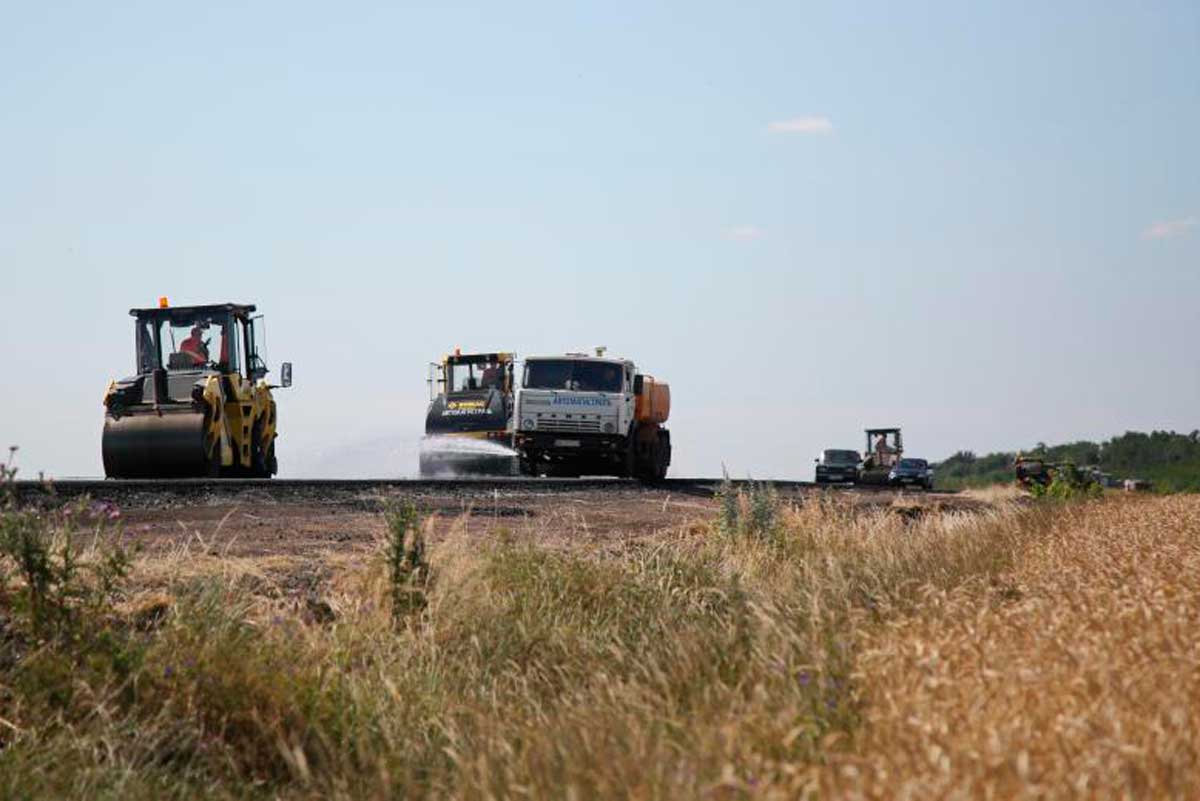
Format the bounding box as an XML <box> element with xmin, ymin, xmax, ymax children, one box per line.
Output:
<box><xmin>514</xmin><ymin>351</ymin><xmax>670</xmax><ymax>480</ymax></box>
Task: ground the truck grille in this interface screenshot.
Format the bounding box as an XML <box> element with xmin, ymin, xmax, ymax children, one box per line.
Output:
<box><xmin>537</xmin><ymin>418</ymin><xmax>602</xmax><ymax>433</ymax></box>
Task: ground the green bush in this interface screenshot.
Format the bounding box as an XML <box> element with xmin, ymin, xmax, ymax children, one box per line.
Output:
<box><xmin>384</xmin><ymin>500</ymin><xmax>429</xmax><ymax>621</ymax></box>
<box><xmin>1029</xmin><ymin>463</ymin><xmax>1103</xmax><ymax>501</ymax></box>
<box><xmin>715</xmin><ymin>477</ymin><xmax>783</xmax><ymax>544</ymax></box>
<box><xmin>0</xmin><ymin>503</ymin><xmax>133</xmax><ymax>642</ymax></box>
<box><xmin>936</xmin><ymin>430</ymin><xmax>1200</xmax><ymax>492</ymax></box>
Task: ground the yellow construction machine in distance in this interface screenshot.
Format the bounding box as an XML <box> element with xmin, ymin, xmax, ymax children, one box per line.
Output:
<box><xmin>101</xmin><ymin>299</ymin><xmax>292</xmax><ymax>478</ymax></box>
<box><xmin>420</xmin><ymin>350</ymin><xmax>517</xmax><ymax>476</ymax></box>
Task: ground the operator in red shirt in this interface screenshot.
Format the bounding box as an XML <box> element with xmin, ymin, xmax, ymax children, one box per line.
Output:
<box><xmin>179</xmin><ymin>326</ymin><xmax>209</xmax><ymax>366</ymax></box>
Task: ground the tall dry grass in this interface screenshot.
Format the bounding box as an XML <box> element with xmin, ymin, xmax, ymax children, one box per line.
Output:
<box><xmin>816</xmin><ymin>495</ymin><xmax>1200</xmax><ymax>800</ymax></box>
<box><xmin>960</xmin><ymin>482</ymin><xmax>1024</xmax><ymax>504</ymax></box>
<box><xmin>2</xmin><ymin>490</ymin><xmax>1194</xmax><ymax>799</ymax></box>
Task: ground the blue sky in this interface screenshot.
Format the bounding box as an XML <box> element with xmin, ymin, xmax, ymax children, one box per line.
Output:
<box><xmin>2</xmin><ymin>0</ymin><xmax>1197</xmax><ymax>478</ymax></box>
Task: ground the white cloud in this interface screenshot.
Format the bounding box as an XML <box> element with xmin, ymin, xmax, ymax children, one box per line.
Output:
<box><xmin>726</xmin><ymin>225</ymin><xmax>764</xmax><ymax>241</ymax></box>
<box><xmin>767</xmin><ymin>116</ymin><xmax>834</xmax><ymax>135</ymax></box>
<box><xmin>1142</xmin><ymin>216</ymin><xmax>1198</xmax><ymax>240</ymax></box>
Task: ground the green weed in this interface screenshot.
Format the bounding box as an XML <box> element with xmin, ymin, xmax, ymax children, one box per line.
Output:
<box><xmin>384</xmin><ymin>500</ymin><xmax>429</xmax><ymax>621</ymax></box>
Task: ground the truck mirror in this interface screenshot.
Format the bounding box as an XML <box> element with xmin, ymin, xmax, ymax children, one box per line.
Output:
<box><xmin>281</xmin><ymin>362</ymin><xmax>293</xmax><ymax>388</ymax></box>
<box><xmin>633</xmin><ymin>375</ymin><xmax>644</xmax><ymax>395</ymax></box>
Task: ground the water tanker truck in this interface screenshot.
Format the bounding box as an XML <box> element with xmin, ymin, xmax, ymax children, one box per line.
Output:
<box><xmin>513</xmin><ymin>349</ymin><xmax>671</xmax><ymax>480</ymax></box>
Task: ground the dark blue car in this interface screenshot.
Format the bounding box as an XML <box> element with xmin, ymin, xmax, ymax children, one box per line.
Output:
<box><xmin>888</xmin><ymin>458</ymin><xmax>933</xmax><ymax>489</ymax></box>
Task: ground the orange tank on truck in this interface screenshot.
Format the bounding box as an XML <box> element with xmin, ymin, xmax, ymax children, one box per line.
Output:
<box><xmin>635</xmin><ymin>377</ymin><xmax>670</xmax><ymax>424</ymax></box>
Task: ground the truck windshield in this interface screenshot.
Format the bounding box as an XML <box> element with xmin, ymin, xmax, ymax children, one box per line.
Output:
<box><xmin>524</xmin><ymin>360</ymin><xmax>623</xmax><ymax>393</ymax></box>
<box><xmin>823</xmin><ymin>450</ymin><xmax>859</xmax><ymax>465</ymax></box>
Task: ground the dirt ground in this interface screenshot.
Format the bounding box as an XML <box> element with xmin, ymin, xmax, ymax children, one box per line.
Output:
<box><xmin>106</xmin><ymin>484</ymin><xmax>990</xmax><ymax>598</ymax></box>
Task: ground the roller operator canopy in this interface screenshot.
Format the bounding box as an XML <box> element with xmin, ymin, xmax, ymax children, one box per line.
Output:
<box><xmin>129</xmin><ymin>302</ymin><xmax>258</xmax><ymax>322</ymax></box>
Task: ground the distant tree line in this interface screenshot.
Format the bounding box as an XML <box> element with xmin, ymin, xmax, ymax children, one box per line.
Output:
<box><xmin>934</xmin><ymin>430</ymin><xmax>1200</xmax><ymax>491</ymax></box>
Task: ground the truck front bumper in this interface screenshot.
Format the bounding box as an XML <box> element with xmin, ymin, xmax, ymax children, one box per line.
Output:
<box><xmin>515</xmin><ymin>431</ymin><xmax>626</xmax><ymax>457</ymax></box>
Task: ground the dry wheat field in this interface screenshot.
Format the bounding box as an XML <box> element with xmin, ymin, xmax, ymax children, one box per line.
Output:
<box><xmin>1</xmin><ymin>486</ymin><xmax>1197</xmax><ymax>800</ymax></box>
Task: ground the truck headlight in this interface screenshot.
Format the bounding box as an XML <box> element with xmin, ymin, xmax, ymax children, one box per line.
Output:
<box><xmin>603</xmin><ymin>422</ymin><xmax>614</xmax><ymax>433</ymax></box>
<box><xmin>522</xmin><ymin>418</ymin><xmax>535</xmax><ymax>430</ymax></box>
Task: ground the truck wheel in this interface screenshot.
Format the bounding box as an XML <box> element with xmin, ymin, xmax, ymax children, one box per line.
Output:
<box><xmin>619</xmin><ymin>440</ymin><xmax>636</xmax><ymax>479</ymax></box>
<box><xmin>654</xmin><ymin>431</ymin><xmax>670</xmax><ymax>481</ymax></box>
<box><xmin>633</xmin><ymin>449</ymin><xmax>652</xmax><ymax>482</ymax></box>
<box><xmin>632</xmin><ymin>433</ymin><xmax>667</xmax><ymax>483</ymax></box>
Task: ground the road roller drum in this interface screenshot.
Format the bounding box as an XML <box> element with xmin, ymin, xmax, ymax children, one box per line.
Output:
<box><xmin>102</xmin><ymin>409</ymin><xmax>214</xmax><ymax>478</ymax></box>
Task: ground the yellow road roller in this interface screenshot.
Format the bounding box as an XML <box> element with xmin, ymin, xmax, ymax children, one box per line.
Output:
<box><xmin>101</xmin><ymin>299</ymin><xmax>292</xmax><ymax>478</ymax></box>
